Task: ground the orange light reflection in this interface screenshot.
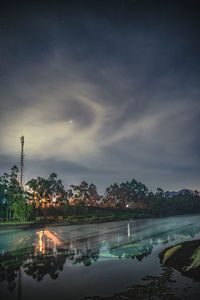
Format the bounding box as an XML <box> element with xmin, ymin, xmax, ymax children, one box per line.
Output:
<box><xmin>36</xmin><ymin>230</ymin><xmax>63</xmax><ymax>254</ymax></box>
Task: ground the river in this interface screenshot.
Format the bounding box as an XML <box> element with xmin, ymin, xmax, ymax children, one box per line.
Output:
<box><xmin>1</xmin><ymin>214</ymin><xmax>200</xmax><ymax>299</ymax></box>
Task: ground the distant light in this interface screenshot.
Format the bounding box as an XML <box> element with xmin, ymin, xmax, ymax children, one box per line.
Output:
<box><xmin>69</xmin><ymin>120</ymin><xmax>73</xmax><ymax>124</ymax></box>
<box><xmin>126</xmin><ymin>204</ymin><xmax>129</xmax><ymax>208</ymax></box>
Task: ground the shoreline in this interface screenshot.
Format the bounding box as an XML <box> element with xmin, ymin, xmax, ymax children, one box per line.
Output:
<box><xmin>0</xmin><ymin>213</ymin><xmax>153</xmax><ymax>229</ymax></box>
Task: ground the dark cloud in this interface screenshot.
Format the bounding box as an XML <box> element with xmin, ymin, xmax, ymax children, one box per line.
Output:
<box><xmin>0</xmin><ymin>0</ymin><xmax>200</xmax><ymax>193</ymax></box>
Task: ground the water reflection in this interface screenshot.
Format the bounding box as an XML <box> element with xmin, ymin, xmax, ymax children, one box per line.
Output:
<box><xmin>1</xmin><ymin>216</ymin><xmax>200</xmax><ymax>296</ymax></box>
<box><xmin>35</xmin><ymin>230</ymin><xmax>63</xmax><ymax>254</ymax></box>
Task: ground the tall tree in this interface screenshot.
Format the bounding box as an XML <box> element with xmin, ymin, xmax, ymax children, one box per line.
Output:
<box><xmin>86</xmin><ymin>183</ymin><xmax>100</xmax><ymax>206</ymax></box>
<box><xmin>0</xmin><ymin>166</ymin><xmax>23</xmax><ymax>220</ymax></box>
<box><xmin>26</xmin><ymin>173</ymin><xmax>67</xmax><ymax>209</ymax></box>
<box><xmin>69</xmin><ymin>181</ymin><xmax>89</xmax><ymax>206</ymax></box>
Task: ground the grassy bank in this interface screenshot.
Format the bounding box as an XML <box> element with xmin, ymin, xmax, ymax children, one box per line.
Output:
<box><xmin>159</xmin><ymin>239</ymin><xmax>200</xmax><ymax>282</ymax></box>
<box><xmin>0</xmin><ymin>210</ymin><xmax>153</xmax><ymax>229</ymax></box>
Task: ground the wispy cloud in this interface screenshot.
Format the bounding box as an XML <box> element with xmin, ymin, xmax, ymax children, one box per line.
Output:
<box><xmin>0</xmin><ymin>0</ymin><xmax>199</xmax><ymax>192</ymax></box>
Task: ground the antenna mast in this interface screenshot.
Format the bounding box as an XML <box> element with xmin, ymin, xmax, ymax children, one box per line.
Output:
<box><xmin>20</xmin><ymin>136</ymin><xmax>25</xmax><ymax>188</ymax></box>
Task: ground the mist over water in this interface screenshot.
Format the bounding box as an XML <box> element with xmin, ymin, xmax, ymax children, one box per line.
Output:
<box><xmin>1</xmin><ymin>215</ymin><xmax>200</xmax><ymax>299</ymax></box>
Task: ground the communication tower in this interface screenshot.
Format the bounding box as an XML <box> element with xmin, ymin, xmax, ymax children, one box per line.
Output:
<box><xmin>20</xmin><ymin>136</ymin><xmax>25</xmax><ymax>188</ymax></box>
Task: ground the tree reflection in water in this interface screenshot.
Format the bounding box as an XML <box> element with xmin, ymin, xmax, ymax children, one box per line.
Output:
<box><xmin>0</xmin><ymin>229</ymin><xmax>101</xmax><ymax>294</ymax></box>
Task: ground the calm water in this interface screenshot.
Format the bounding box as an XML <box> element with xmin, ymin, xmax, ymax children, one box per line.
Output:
<box><xmin>1</xmin><ymin>215</ymin><xmax>200</xmax><ymax>300</ymax></box>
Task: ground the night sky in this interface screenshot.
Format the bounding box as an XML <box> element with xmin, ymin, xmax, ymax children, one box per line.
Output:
<box><xmin>0</xmin><ymin>0</ymin><xmax>200</xmax><ymax>193</ymax></box>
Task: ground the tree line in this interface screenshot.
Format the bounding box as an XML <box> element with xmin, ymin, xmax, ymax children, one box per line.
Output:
<box><xmin>0</xmin><ymin>165</ymin><xmax>200</xmax><ymax>221</ymax></box>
